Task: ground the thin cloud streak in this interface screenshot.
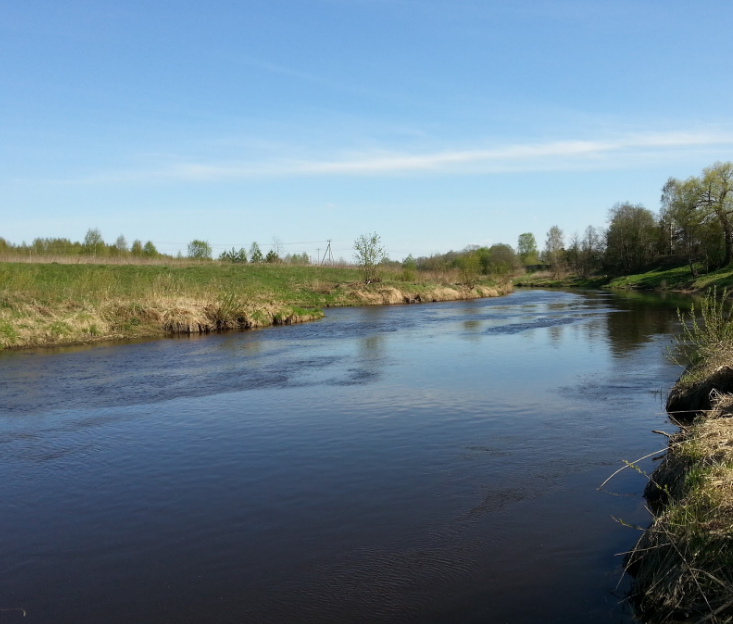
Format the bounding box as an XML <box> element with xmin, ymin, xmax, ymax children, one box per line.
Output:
<box><xmin>47</xmin><ymin>131</ymin><xmax>733</xmax><ymax>185</ymax></box>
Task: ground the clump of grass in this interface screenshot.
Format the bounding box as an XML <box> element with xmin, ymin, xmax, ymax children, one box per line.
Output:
<box><xmin>625</xmin><ymin>396</ymin><xmax>733</xmax><ymax>623</ymax></box>
<box><xmin>673</xmin><ymin>287</ymin><xmax>733</xmax><ymax>367</ymax></box>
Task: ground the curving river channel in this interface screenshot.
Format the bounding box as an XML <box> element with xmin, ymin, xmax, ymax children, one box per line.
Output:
<box><xmin>0</xmin><ymin>289</ymin><xmax>691</xmax><ymax>623</ymax></box>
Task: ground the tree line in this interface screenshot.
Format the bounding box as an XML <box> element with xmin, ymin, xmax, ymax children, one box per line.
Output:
<box><xmin>402</xmin><ymin>160</ymin><xmax>733</xmax><ymax>280</ymax></box>
<box><xmin>0</xmin><ymin>230</ymin><xmax>311</xmax><ymax>265</ymax></box>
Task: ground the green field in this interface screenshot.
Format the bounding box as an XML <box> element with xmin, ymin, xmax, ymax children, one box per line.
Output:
<box><xmin>0</xmin><ymin>261</ymin><xmax>510</xmax><ymax>350</ymax></box>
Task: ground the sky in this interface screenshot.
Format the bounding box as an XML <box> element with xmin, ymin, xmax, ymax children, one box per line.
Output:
<box><xmin>2</xmin><ymin>0</ymin><xmax>733</xmax><ymax>261</ymax></box>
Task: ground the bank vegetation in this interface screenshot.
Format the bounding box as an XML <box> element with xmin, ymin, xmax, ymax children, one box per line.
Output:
<box><xmin>625</xmin><ymin>289</ymin><xmax>733</xmax><ymax>623</ymax></box>
<box><xmin>0</xmin><ymin>261</ymin><xmax>512</xmax><ymax>351</ymax></box>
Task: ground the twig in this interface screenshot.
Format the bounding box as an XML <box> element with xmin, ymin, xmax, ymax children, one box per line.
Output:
<box><xmin>0</xmin><ymin>609</ymin><xmax>26</xmax><ymax>617</ymax></box>
<box><xmin>693</xmin><ymin>597</ymin><xmax>733</xmax><ymax>624</ymax></box>
<box><xmin>652</xmin><ymin>430</ymin><xmax>674</xmax><ymax>438</ymax></box>
<box><xmin>598</xmin><ymin>449</ymin><xmax>668</xmax><ymax>490</ymax></box>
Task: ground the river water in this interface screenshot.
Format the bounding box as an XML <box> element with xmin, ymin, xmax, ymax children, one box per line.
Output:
<box><xmin>0</xmin><ymin>289</ymin><xmax>690</xmax><ymax>623</ymax></box>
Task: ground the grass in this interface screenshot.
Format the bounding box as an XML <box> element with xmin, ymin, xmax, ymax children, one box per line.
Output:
<box><xmin>607</xmin><ymin>264</ymin><xmax>733</xmax><ymax>292</ymax></box>
<box><xmin>626</xmin><ymin>408</ymin><xmax>733</xmax><ymax>623</ymax></box>
<box><xmin>624</xmin><ymin>288</ymin><xmax>733</xmax><ymax>622</ymax></box>
<box><xmin>0</xmin><ymin>261</ymin><xmax>512</xmax><ymax>350</ymax></box>
<box><xmin>513</xmin><ymin>262</ymin><xmax>733</xmax><ymax>294</ymax></box>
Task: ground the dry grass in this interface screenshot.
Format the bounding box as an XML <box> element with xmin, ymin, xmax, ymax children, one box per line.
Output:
<box><xmin>627</xmin><ymin>392</ymin><xmax>733</xmax><ymax>623</ymax></box>
<box><xmin>0</xmin><ymin>261</ymin><xmax>513</xmax><ymax>350</ymax></box>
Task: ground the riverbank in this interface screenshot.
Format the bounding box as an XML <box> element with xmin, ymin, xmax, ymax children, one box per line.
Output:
<box><xmin>0</xmin><ymin>262</ymin><xmax>512</xmax><ymax>350</ymax></box>
<box><xmin>626</xmin><ymin>294</ymin><xmax>733</xmax><ymax>623</ymax></box>
<box><xmin>515</xmin><ymin>264</ymin><xmax>733</xmax><ymax>293</ymax></box>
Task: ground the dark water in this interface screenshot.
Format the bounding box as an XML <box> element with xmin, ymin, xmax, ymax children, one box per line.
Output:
<box><xmin>0</xmin><ymin>289</ymin><xmax>689</xmax><ymax>624</ymax></box>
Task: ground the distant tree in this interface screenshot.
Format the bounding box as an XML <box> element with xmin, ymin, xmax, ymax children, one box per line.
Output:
<box><xmin>265</xmin><ymin>249</ymin><xmax>281</xmax><ymax>263</ymax></box>
<box><xmin>143</xmin><ymin>241</ymin><xmax>159</xmax><ymax>258</ymax></box>
<box><xmin>699</xmin><ymin>162</ymin><xmax>733</xmax><ymax>266</ymax></box>
<box><xmin>401</xmin><ymin>253</ymin><xmax>417</xmax><ymax>281</ymax></box>
<box><xmin>457</xmin><ymin>252</ymin><xmax>481</xmax><ymax>287</ymax></box>
<box><xmin>485</xmin><ymin>243</ymin><xmax>518</xmax><ymax>276</ymax></box>
<box><xmin>219</xmin><ymin>247</ymin><xmax>248</xmax><ymax>263</ymax></box>
<box><xmin>114</xmin><ymin>235</ymin><xmax>129</xmax><ymax>256</ymax></box>
<box><xmin>187</xmin><ymin>239</ymin><xmax>212</xmax><ymax>260</ymax></box>
<box><xmin>83</xmin><ymin>228</ymin><xmax>104</xmax><ymax>256</ymax></box>
<box><xmin>661</xmin><ymin>177</ymin><xmax>707</xmax><ymax>274</ymax></box>
<box><xmin>353</xmin><ymin>232</ymin><xmax>386</xmax><ymax>283</ymax></box>
<box><xmin>517</xmin><ymin>233</ymin><xmax>539</xmax><ymax>266</ymax></box>
<box><xmin>604</xmin><ymin>202</ymin><xmax>657</xmax><ymax>274</ymax></box>
<box><xmin>131</xmin><ymin>240</ymin><xmax>144</xmax><ymax>256</ymax></box>
<box><xmin>544</xmin><ymin>225</ymin><xmax>566</xmax><ymax>277</ymax></box>
<box><xmin>579</xmin><ymin>226</ymin><xmax>605</xmax><ymax>276</ymax></box>
<box><xmin>249</xmin><ymin>242</ymin><xmax>263</xmax><ymax>263</ymax></box>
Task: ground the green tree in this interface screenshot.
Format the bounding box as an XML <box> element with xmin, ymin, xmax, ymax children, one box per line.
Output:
<box><xmin>457</xmin><ymin>252</ymin><xmax>481</xmax><ymax>287</ymax></box>
<box><xmin>219</xmin><ymin>247</ymin><xmax>247</xmax><ymax>263</ymax></box>
<box><xmin>699</xmin><ymin>162</ymin><xmax>733</xmax><ymax>266</ymax></box>
<box><xmin>579</xmin><ymin>225</ymin><xmax>604</xmax><ymax>276</ymax></box>
<box><xmin>604</xmin><ymin>203</ymin><xmax>657</xmax><ymax>274</ymax></box>
<box><xmin>113</xmin><ymin>235</ymin><xmax>129</xmax><ymax>256</ymax></box>
<box><xmin>83</xmin><ymin>228</ymin><xmax>104</xmax><ymax>256</ymax></box>
<box><xmin>143</xmin><ymin>241</ymin><xmax>159</xmax><ymax>258</ymax></box>
<box><xmin>544</xmin><ymin>225</ymin><xmax>566</xmax><ymax>277</ymax></box>
<box><xmin>353</xmin><ymin>232</ymin><xmax>386</xmax><ymax>283</ymax></box>
<box><xmin>517</xmin><ymin>233</ymin><xmax>539</xmax><ymax>266</ymax></box>
<box><xmin>249</xmin><ymin>242</ymin><xmax>263</xmax><ymax>263</ymax></box>
<box><xmin>187</xmin><ymin>239</ymin><xmax>212</xmax><ymax>260</ymax></box>
<box><xmin>485</xmin><ymin>243</ymin><xmax>518</xmax><ymax>276</ymax></box>
<box><xmin>131</xmin><ymin>240</ymin><xmax>143</xmax><ymax>256</ymax></box>
<box><xmin>265</xmin><ymin>249</ymin><xmax>281</xmax><ymax>263</ymax></box>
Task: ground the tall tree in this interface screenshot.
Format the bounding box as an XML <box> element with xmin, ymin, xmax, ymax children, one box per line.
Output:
<box><xmin>604</xmin><ymin>203</ymin><xmax>657</xmax><ymax>274</ymax></box>
<box><xmin>114</xmin><ymin>235</ymin><xmax>129</xmax><ymax>256</ymax></box>
<box><xmin>544</xmin><ymin>225</ymin><xmax>565</xmax><ymax>277</ymax></box>
<box><xmin>579</xmin><ymin>225</ymin><xmax>604</xmax><ymax>276</ymax></box>
<box><xmin>517</xmin><ymin>233</ymin><xmax>539</xmax><ymax>265</ymax></box>
<box><xmin>249</xmin><ymin>242</ymin><xmax>263</xmax><ymax>263</ymax></box>
<box><xmin>699</xmin><ymin>162</ymin><xmax>733</xmax><ymax>266</ymax></box>
<box><xmin>83</xmin><ymin>228</ymin><xmax>104</xmax><ymax>256</ymax></box>
<box><xmin>353</xmin><ymin>232</ymin><xmax>386</xmax><ymax>283</ymax></box>
<box><xmin>187</xmin><ymin>239</ymin><xmax>211</xmax><ymax>260</ymax></box>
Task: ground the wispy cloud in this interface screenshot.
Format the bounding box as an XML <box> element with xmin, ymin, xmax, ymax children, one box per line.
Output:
<box><xmin>48</xmin><ymin>130</ymin><xmax>733</xmax><ymax>185</ymax></box>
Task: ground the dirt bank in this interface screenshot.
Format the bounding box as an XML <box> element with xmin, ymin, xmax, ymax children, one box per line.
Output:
<box><xmin>346</xmin><ymin>283</ymin><xmax>511</xmax><ymax>306</ymax></box>
<box><xmin>626</xmin><ymin>369</ymin><xmax>733</xmax><ymax>623</ymax></box>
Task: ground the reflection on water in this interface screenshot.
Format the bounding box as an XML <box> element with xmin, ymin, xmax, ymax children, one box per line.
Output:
<box><xmin>0</xmin><ymin>289</ymin><xmax>689</xmax><ymax>624</ymax></box>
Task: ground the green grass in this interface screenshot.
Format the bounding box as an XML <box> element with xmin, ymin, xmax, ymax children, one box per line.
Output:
<box><xmin>607</xmin><ymin>263</ymin><xmax>733</xmax><ymax>292</ymax></box>
<box><xmin>0</xmin><ymin>262</ymin><xmax>364</xmax><ymax>308</ymax></box>
<box><xmin>514</xmin><ymin>273</ymin><xmax>608</xmax><ymax>288</ymax></box>
<box><xmin>0</xmin><ymin>261</ymin><xmax>510</xmax><ymax>349</ymax></box>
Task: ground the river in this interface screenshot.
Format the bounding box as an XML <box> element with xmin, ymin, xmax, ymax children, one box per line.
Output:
<box><xmin>0</xmin><ymin>289</ymin><xmax>690</xmax><ymax>623</ymax></box>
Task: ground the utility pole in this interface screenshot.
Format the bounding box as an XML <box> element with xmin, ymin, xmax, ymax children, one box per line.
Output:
<box><xmin>316</xmin><ymin>248</ymin><xmax>320</xmax><ymax>265</ymax></box>
<box><xmin>321</xmin><ymin>240</ymin><xmax>334</xmax><ymax>265</ymax></box>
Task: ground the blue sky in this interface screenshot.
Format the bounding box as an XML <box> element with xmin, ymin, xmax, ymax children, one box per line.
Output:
<box><xmin>2</xmin><ymin>0</ymin><xmax>732</xmax><ymax>260</ymax></box>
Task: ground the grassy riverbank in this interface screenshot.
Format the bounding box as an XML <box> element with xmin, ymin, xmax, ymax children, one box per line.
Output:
<box><xmin>513</xmin><ymin>264</ymin><xmax>733</xmax><ymax>294</ymax></box>
<box><xmin>626</xmin><ymin>291</ymin><xmax>733</xmax><ymax>623</ymax></box>
<box><xmin>0</xmin><ymin>261</ymin><xmax>512</xmax><ymax>350</ymax></box>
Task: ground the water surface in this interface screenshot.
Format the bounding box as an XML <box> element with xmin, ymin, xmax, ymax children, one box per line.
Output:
<box><xmin>0</xmin><ymin>289</ymin><xmax>687</xmax><ymax>623</ymax></box>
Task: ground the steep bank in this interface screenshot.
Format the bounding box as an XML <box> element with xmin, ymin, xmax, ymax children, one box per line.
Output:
<box><xmin>627</xmin><ymin>367</ymin><xmax>733</xmax><ymax>623</ymax></box>
<box><xmin>0</xmin><ymin>262</ymin><xmax>512</xmax><ymax>350</ymax></box>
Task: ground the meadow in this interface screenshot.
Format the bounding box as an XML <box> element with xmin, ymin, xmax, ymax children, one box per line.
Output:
<box><xmin>0</xmin><ymin>259</ymin><xmax>510</xmax><ymax>350</ymax></box>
